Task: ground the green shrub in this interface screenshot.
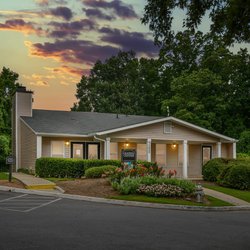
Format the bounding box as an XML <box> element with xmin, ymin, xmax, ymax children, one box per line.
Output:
<box><xmin>237</xmin><ymin>153</ymin><xmax>250</xmax><ymax>160</ymax></box>
<box><xmin>115</xmin><ymin>176</ymin><xmax>196</xmax><ymax>196</ymax></box>
<box><xmin>202</xmin><ymin>158</ymin><xmax>228</xmax><ymax>182</ymax></box>
<box><xmin>36</xmin><ymin>157</ymin><xmax>121</xmax><ymax>178</ymax></box>
<box><xmin>220</xmin><ymin>161</ymin><xmax>250</xmax><ymax>190</ymax></box>
<box><xmin>17</xmin><ymin>168</ymin><xmax>34</xmax><ymax>175</ymax></box>
<box><xmin>85</xmin><ymin>165</ymin><xmax>117</xmax><ymax>178</ymax></box>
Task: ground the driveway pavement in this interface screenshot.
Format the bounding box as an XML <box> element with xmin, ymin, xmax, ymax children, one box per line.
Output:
<box><xmin>0</xmin><ymin>190</ymin><xmax>250</xmax><ymax>250</ymax></box>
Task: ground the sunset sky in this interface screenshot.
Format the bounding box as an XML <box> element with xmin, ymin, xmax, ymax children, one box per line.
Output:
<box><xmin>0</xmin><ymin>0</ymin><xmax>158</xmax><ymax>110</ymax></box>
<box><xmin>0</xmin><ymin>1</ymin><xmax>248</xmax><ymax>111</ymax></box>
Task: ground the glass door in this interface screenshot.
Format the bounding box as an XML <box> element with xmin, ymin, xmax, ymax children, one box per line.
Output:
<box><xmin>71</xmin><ymin>143</ymin><xmax>85</xmax><ymax>159</ymax></box>
<box><xmin>86</xmin><ymin>142</ymin><xmax>100</xmax><ymax>159</ymax></box>
<box><xmin>202</xmin><ymin>146</ymin><xmax>212</xmax><ymax>165</ymax></box>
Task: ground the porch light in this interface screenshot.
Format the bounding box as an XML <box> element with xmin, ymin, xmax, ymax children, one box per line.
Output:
<box><xmin>125</xmin><ymin>143</ymin><xmax>129</xmax><ymax>147</ymax></box>
<box><xmin>171</xmin><ymin>143</ymin><xmax>177</xmax><ymax>150</ymax></box>
<box><xmin>65</xmin><ymin>141</ymin><xmax>70</xmax><ymax>146</ymax></box>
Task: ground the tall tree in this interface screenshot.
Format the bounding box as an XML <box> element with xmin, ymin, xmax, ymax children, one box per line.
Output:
<box><xmin>0</xmin><ymin>67</ymin><xmax>19</xmax><ymax>134</ymax></box>
<box><xmin>142</xmin><ymin>0</ymin><xmax>250</xmax><ymax>46</ymax></box>
<box><xmin>72</xmin><ymin>51</ymin><xmax>164</xmax><ymax>116</ymax></box>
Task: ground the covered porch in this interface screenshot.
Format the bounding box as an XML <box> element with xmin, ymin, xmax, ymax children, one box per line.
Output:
<box><xmin>103</xmin><ymin>138</ymin><xmax>237</xmax><ymax>179</ymax></box>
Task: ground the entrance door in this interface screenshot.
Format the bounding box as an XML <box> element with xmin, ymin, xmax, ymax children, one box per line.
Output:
<box><xmin>86</xmin><ymin>142</ymin><xmax>100</xmax><ymax>159</ymax></box>
<box><xmin>202</xmin><ymin>146</ymin><xmax>212</xmax><ymax>165</ymax></box>
<box><xmin>72</xmin><ymin>142</ymin><xmax>85</xmax><ymax>159</ymax></box>
<box><xmin>71</xmin><ymin>142</ymin><xmax>100</xmax><ymax>159</ymax></box>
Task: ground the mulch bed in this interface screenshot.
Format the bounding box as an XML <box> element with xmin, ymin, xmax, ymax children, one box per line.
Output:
<box><xmin>0</xmin><ymin>179</ymin><xmax>25</xmax><ymax>189</ymax></box>
<box><xmin>55</xmin><ymin>178</ymin><xmax>119</xmax><ymax>198</ymax></box>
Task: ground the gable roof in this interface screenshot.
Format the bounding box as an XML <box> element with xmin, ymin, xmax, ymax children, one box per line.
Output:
<box><xmin>21</xmin><ymin>109</ymin><xmax>161</xmax><ymax>136</ymax></box>
<box><xmin>21</xmin><ymin>110</ymin><xmax>236</xmax><ymax>142</ymax></box>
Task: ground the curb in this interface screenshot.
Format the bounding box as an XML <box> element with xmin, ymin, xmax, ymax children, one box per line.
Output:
<box><xmin>0</xmin><ymin>185</ymin><xmax>250</xmax><ymax>212</ymax></box>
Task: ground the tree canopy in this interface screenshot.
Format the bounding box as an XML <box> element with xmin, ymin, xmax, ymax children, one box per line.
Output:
<box><xmin>142</xmin><ymin>0</ymin><xmax>250</xmax><ymax>46</ymax></box>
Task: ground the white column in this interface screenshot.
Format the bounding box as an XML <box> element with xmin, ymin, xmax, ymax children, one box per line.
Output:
<box><xmin>183</xmin><ymin>140</ymin><xmax>188</xmax><ymax>179</ymax></box>
<box><xmin>106</xmin><ymin>137</ymin><xmax>111</xmax><ymax>160</ymax></box>
<box><xmin>217</xmin><ymin>142</ymin><xmax>222</xmax><ymax>158</ymax></box>
<box><xmin>37</xmin><ymin>136</ymin><xmax>42</xmax><ymax>159</ymax></box>
<box><xmin>233</xmin><ymin>142</ymin><xmax>236</xmax><ymax>159</ymax></box>
<box><xmin>146</xmin><ymin>138</ymin><xmax>152</xmax><ymax>162</ymax></box>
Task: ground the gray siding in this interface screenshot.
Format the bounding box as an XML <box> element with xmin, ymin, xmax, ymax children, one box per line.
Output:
<box><xmin>20</xmin><ymin>121</ymin><xmax>36</xmax><ymax>170</ymax></box>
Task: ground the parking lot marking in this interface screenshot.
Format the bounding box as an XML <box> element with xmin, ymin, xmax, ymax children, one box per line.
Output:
<box><xmin>0</xmin><ymin>193</ymin><xmax>62</xmax><ymax>213</ymax></box>
<box><xmin>0</xmin><ymin>194</ymin><xmax>28</xmax><ymax>203</ymax></box>
<box><xmin>25</xmin><ymin>197</ymin><xmax>62</xmax><ymax>212</ymax></box>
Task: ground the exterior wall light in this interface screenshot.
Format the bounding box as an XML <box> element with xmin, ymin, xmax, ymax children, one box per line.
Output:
<box><xmin>171</xmin><ymin>143</ymin><xmax>177</xmax><ymax>150</ymax></box>
<box><xmin>125</xmin><ymin>143</ymin><xmax>129</xmax><ymax>147</ymax></box>
<box><xmin>65</xmin><ymin>141</ymin><xmax>70</xmax><ymax>146</ymax></box>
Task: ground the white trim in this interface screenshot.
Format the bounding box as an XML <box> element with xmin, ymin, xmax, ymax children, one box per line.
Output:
<box><xmin>183</xmin><ymin>140</ymin><xmax>188</xmax><ymax>179</ymax></box>
<box><xmin>217</xmin><ymin>142</ymin><xmax>222</xmax><ymax>158</ymax></box>
<box><xmin>37</xmin><ymin>133</ymin><xmax>91</xmax><ymax>137</ymax></box>
<box><xmin>233</xmin><ymin>142</ymin><xmax>236</xmax><ymax>159</ymax></box>
<box><xmin>96</xmin><ymin>116</ymin><xmax>236</xmax><ymax>142</ymax></box>
<box><xmin>37</xmin><ymin>136</ymin><xmax>42</xmax><ymax>158</ymax></box>
<box><xmin>147</xmin><ymin>138</ymin><xmax>152</xmax><ymax>162</ymax></box>
<box><xmin>106</xmin><ymin>137</ymin><xmax>111</xmax><ymax>160</ymax></box>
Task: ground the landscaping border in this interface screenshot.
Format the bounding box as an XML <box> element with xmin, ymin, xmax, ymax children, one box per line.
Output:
<box><xmin>0</xmin><ymin>185</ymin><xmax>250</xmax><ymax>212</ymax></box>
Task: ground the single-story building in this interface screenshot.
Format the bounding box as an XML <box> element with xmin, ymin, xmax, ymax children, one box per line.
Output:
<box><xmin>12</xmin><ymin>87</ymin><xmax>237</xmax><ymax>178</ymax></box>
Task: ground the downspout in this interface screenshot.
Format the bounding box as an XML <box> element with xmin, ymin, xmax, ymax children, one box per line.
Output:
<box><xmin>94</xmin><ymin>135</ymin><xmax>106</xmax><ymax>159</ymax></box>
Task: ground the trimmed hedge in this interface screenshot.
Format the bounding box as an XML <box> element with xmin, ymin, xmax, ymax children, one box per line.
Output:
<box><xmin>202</xmin><ymin>158</ymin><xmax>228</xmax><ymax>182</ymax></box>
<box><xmin>219</xmin><ymin>161</ymin><xmax>250</xmax><ymax>190</ymax></box>
<box><xmin>85</xmin><ymin>165</ymin><xmax>117</xmax><ymax>178</ymax></box>
<box><xmin>202</xmin><ymin>158</ymin><xmax>250</xmax><ymax>190</ymax></box>
<box><xmin>35</xmin><ymin>157</ymin><xmax>121</xmax><ymax>178</ymax></box>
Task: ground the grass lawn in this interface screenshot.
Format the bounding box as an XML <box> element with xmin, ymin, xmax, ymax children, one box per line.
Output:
<box><xmin>46</xmin><ymin>177</ymin><xmax>75</xmax><ymax>182</ymax></box>
<box><xmin>109</xmin><ymin>195</ymin><xmax>232</xmax><ymax>207</ymax></box>
<box><xmin>203</xmin><ymin>184</ymin><xmax>250</xmax><ymax>203</ymax></box>
<box><xmin>0</xmin><ymin>172</ymin><xmax>8</xmax><ymax>180</ymax></box>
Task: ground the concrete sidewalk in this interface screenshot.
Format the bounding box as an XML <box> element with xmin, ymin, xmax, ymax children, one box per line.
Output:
<box><xmin>12</xmin><ymin>173</ymin><xmax>56</xmax><ymax>190</ymax></box>
<box><xmin>203</xmin><ymin>187</ymin><xmax>249</xmax><ymax>206</ymax></box>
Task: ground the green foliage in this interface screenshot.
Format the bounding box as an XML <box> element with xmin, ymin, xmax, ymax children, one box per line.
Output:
<box><xmin>72</xmin><ymin>51</ymin><xmax>164</xmax><ymax>116</ymax></box>
<box><xmin>85</xmin><ymin>165</ymin><xmax>117</xmax><ymax>178</ymax></box>
<box><xmin>142</xmin><ymin>0</ymin><xmax>250</xmax><ymax>45</ymax></box>
<box><xmin>202</xmin><ymin>158</ymin><xmax>228</xmax><ymax>182</ymax></box>
<box><xmin>0</xmin><ymin>134</ymin><xmax>10</xmax><ymax>171</ymax></box>
<box><xmin>203</xmin><ymin>158</ymin><xmax>250</xmax><ymax>190</ymax></box>
<box><xmin>35</xmin><ymin>157</ymin><xmax>121</xmax><ymax>178</ymax></box>
<box><xmin>83</xmin><ymin>160</ymin><xmax>121</xmax><ymax>171</ymax></box>
<box><xmin>220</xmin><ymin>161</ymin><xmax>250</xmax><ymax>190</ymax></box>
<box><xmin>115</xmin><ymin>176</ymin><xmax>196</xmax><ymax>196</ymax></box>
<box><xmin>237</xmin><ymin>131</ymin><xmax>250</xmax><ymax>154</ymax></box>
<box><xmin>109</xmin><ymin>163</ymin><xmax>164</xmax><ymax>184</ymax></box>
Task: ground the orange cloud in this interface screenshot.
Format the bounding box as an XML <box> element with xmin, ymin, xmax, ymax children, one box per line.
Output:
<box><xmin>45</xmin><ymin>65</ymin><xmax>86</xmax><ymax>77</ymax></box>
<box><xmin>30</xmin><ymin>80</ymin><xmax>49</xmax><ymax>87</ymax></box>
<box><xmin>0</xmin><ymin>19</ymin><xmax>43</xmax><ymax>35</ymax></box>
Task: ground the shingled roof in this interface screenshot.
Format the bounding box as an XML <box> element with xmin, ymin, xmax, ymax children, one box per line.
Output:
<box><xmin>21</xmin><ymin>109</ymin><xmax>162</xmax><ymax>136</ymax></box>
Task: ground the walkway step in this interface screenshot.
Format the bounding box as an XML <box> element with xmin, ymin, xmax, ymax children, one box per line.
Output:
<box><xmin>203</xmin><ymin>187</ymin><xmax>249</xmax><ymax>206</ymax></box>
<box><xmin>12</xmin><ymin>173</ymin><xmax>56</xmax><ymax>190</ymax></box>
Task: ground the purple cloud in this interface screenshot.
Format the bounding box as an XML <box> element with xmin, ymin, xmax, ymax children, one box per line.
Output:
<box><xmin>0</xmin><ymin>19</ymin><xmax>43</xmax><ymax>35</ymax></box>
<box><xmin>83</xmin><ymin>8</ymin><xmax>115</xmax><ymax>21</ymax></box>
<box><xmin>100</xmin><ymin>27</ymin><xmax>158</xmax><ymax>57</ymax></box>
<box><xmin>48</xmin><ymin>19</ymin><xmax>96</xmax><ymax>38</ymax></box>
<box><xmin>28</xmin><ymin>39</ymin><xmax>120</xmax><ymax>65</ymax></box>
<box><xmin>50</xmin><ymin>6</ymin><xmax>73</xmax><ymax>21</ymax></box>
<box><xmin>83</xmin><ymin>0</ymin><xmax>138</xmax><ymax>19</ymax></box>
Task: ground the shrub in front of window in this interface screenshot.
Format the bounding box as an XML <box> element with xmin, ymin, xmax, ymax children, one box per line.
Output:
<box><xmin>85</xmin><ymin>165</ymin><xmax>117</xmax><ymax>178</ymax></box>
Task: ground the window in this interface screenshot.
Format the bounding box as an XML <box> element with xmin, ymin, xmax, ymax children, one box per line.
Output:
<box><xmin>202</xmin><ymin>146</ymin><xmax>212</xmax><ymax>165</ymax></box>
<box><xmin>51</xmin><ymin>141</ymin><xmax>64</xmax><ymax>158</ymax></box>
<box><xmin>164</xmin><ymin>121</ymin><xmax>172</xmax><ymax>133</ymax></box>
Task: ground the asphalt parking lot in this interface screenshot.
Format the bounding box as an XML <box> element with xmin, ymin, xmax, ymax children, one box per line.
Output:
<box><xmin>0</xmin><ymin>190</ymin><xmax>250</xmax><ymax>250</ymax></box>
<box><xmin>0</xmin><ymin>191</ymin><xmax>61</xmax><ymax>212</ymax></box>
